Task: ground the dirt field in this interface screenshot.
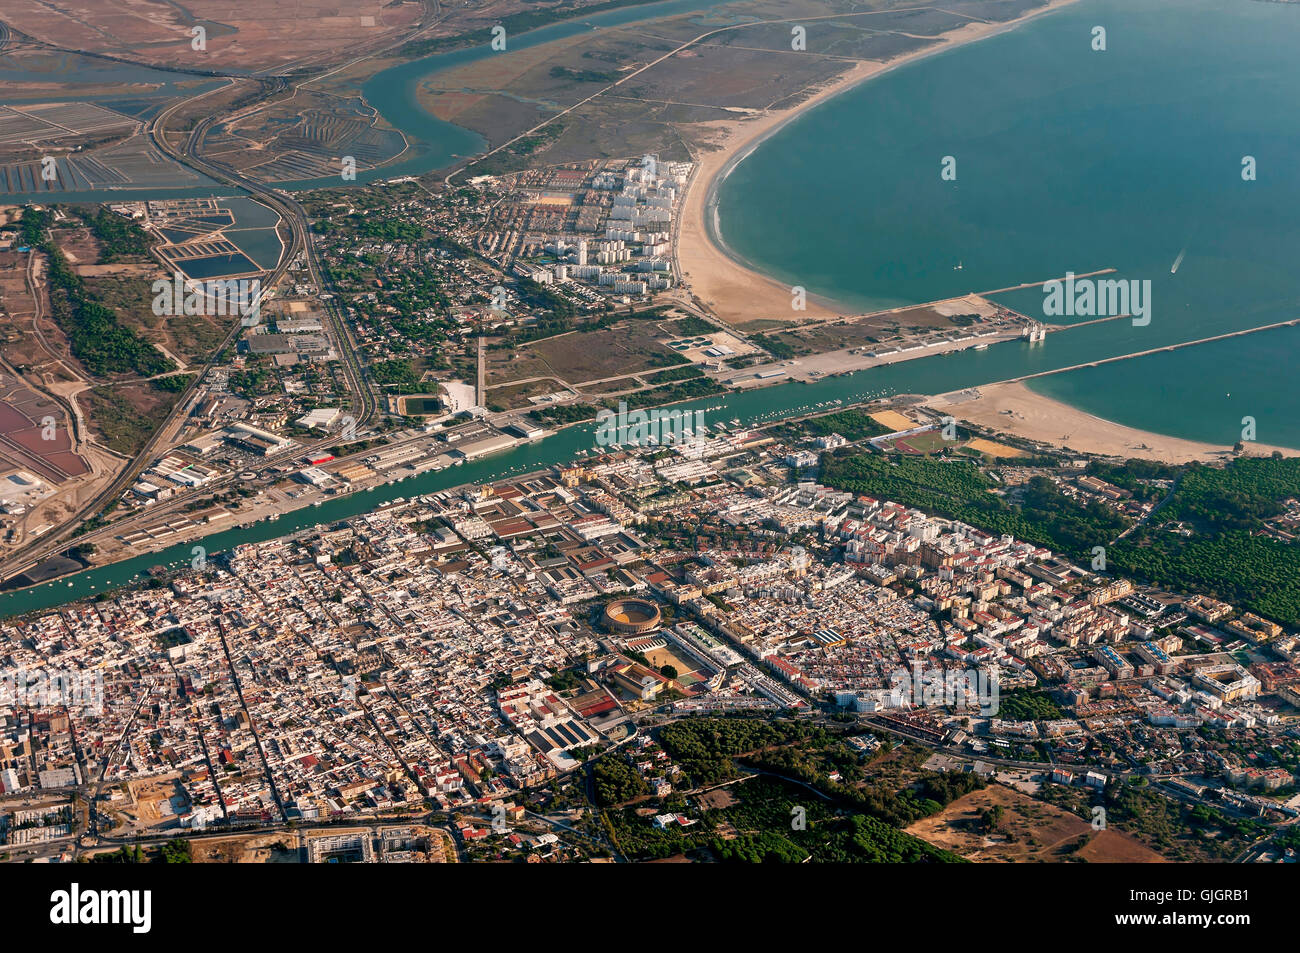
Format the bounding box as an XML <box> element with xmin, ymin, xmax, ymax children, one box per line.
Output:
<box><xmin>643</xmin><ymin>645</ymin><xmax>698</xmax><ymax>682</ymax></box>
<box><xmin>869</xmin><ymin>410</ymin><xmax>917</xmax><ymax>431</ymax></box>
<box><xmin>484</xmin><ymin>377</ymin><xmax>574</xmax><ymax>410</ymax></box>
<box><xmin>487</xmin><ymin>320</ymin><xmax>686</xmax><ymax>388</ymax></box>
<box><xmin>192</xmin><ymin>832</ymin><xmax>302</xmax><ymax>864</ymax></box>
<box><xmin>697</xmin><ymin>788</ymin><xmax>738</xmax><ymax>811</ymax></box>
<box><xmin>1</xmin><ymin>0</ymin><xmax>422</xmax><ymax>72</ymax></box>
<box><xmin>758</xmin><ymin>298</ymin><xmax>1002</xmax><ymax>353</ymax></box>
<box><xmin>906</xmin><ymin>784</ymin><xmax>1166</xmax><ymax>863</ymax></box>
<box><xmin>116</xmin><ymin>775</ymin><xmax>187</xmax><ymax>828</ymax></box>
<box><xmin>966</xmin><ymin>437</ymin><xmax>1027</xmax><ymax>459</ymax></box>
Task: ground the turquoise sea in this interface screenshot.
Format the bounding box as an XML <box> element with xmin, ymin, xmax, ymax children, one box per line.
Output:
<box><xmin>713</xmin><ymin>0</ymin><xmax>1300</xmax><ymax>450</ymax></box>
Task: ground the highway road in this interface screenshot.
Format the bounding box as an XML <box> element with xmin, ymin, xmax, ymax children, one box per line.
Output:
<box><xmin>0</xmin><ymin>83</ymin><xmax>377</xmax><ymax>586</ymax></box>
<box><xmin>0</xmin><ymin>0</ymin><xmax>457</xmax><ymax>584</ymax></box>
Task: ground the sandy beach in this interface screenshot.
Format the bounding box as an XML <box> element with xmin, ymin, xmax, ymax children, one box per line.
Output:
<box><xmin>675</xmin><ymin>0</ymin><xmax>1083</xmax><ymax>328</ymax></box>
<box><xmin>668</xmin><ymin>0</ymin><xmax>1298</xmax><ymax>466</ymax></box>
<box><xmin>931</xmin><ymin>381</ymin><xmax>1300</xmax><ymax>464</ymax></box>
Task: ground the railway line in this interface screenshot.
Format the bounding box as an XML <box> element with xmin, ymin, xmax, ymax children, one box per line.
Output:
<box><xmin>0</xmin><ymin>82</ymin><xmax>377</xmax><ymax>586</ymax></box>
<box><xmin>0</xmin><ymin>0</ymin><xmax>454</xmax><ymax>585</ymax></box>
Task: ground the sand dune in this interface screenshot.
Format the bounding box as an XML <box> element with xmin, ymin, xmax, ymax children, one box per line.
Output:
<box><xmin>931</xmin><ymin>381</ymin><xmax>1299</xmax><ymax>464</ymax></box>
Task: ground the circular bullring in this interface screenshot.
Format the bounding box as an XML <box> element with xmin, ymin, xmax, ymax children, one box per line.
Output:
<box><xmin>603</xmin><ymin>597</ymin><xmax>662</xmax><ymax>635</ymax></box>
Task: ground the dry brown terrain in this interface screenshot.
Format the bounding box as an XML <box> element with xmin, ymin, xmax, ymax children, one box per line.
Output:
<box><xmin>114</xmin><ymin>775</ymin><xmax>187</xmax><ymax>828</ymax></box>
<box><xmin>0</xmin><ymin>243</ymin><xmax>129</xmax><ymax>554</ymax></box>
<box><xmin>485</xmin><ymin>318</ymin><xmax>686</xmax><ymax>388</ymax></box>
<box><xmin>191</xmin><ymin>832</ymin><xmax>302</xmax><ymax>864</ymax></box>
<box><xmin>906</xmin><ymin>784</ymin><xmax>1167</xmax><ymax>863</ymax></box>
<box><xmin>3</xmin><ymin>0</ymin><xmax>423</xmax><ymax>72</ymax></box>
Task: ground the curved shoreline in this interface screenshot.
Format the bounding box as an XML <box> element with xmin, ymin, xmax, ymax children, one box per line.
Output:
<box><xmin>677</xmin><ymin>0</ymin><xmax>1083</xmax><ymax>327</ymax></box>
<box><xmin>694</xmin><ymin>100</ymin><xmax>849</xmax><ymax>320</ymax></box>
<box><xmin>931</xmin><ymin>380</ymin><xmax>1300</xmax><ymax>464</ymax></box>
